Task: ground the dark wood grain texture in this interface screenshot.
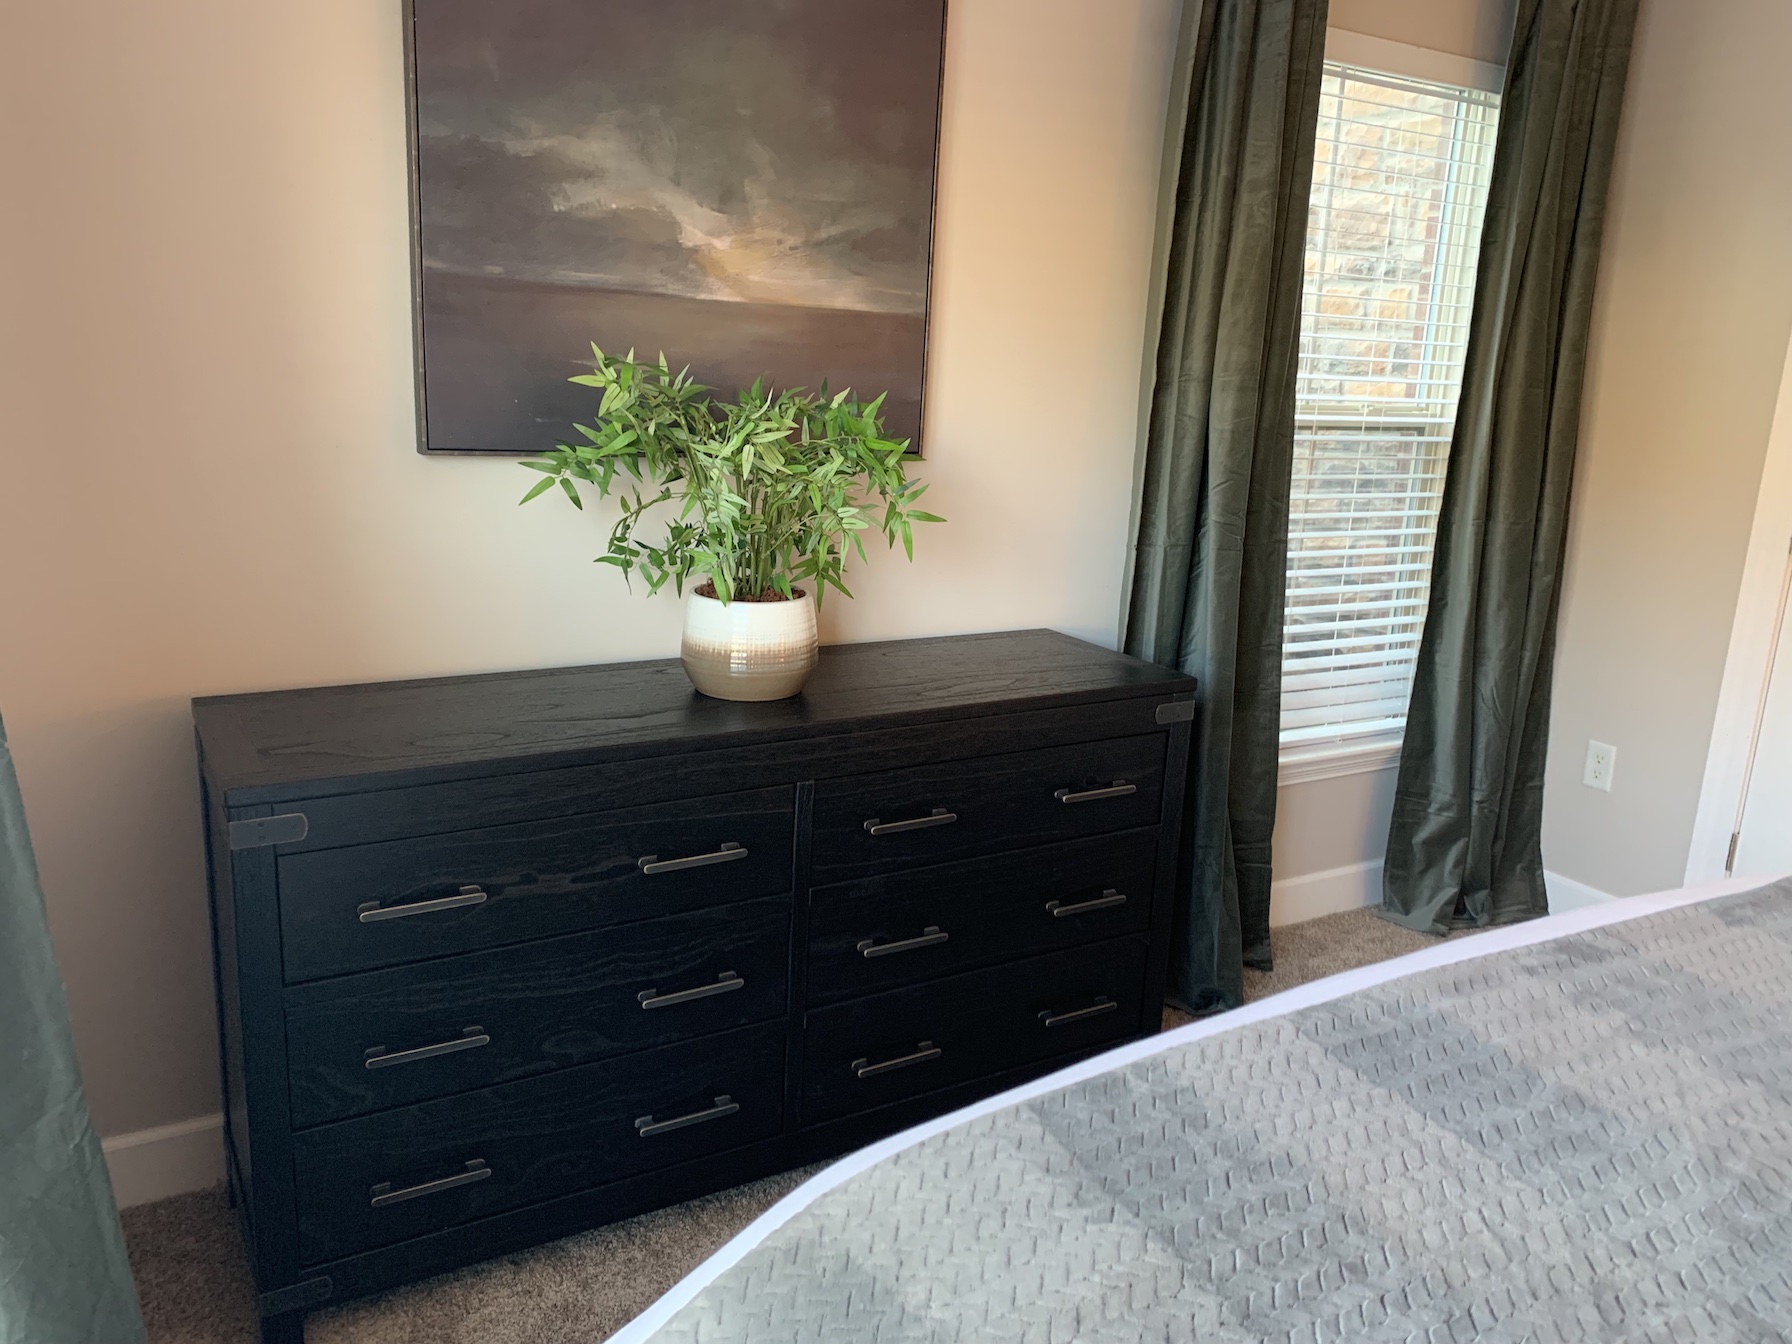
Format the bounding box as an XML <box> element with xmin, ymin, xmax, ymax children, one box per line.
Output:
<box><xmin>293</xmin><ymin>1021</ymin><xmax>786</xmax><ymax>1263</ymax></box>
<box><xmin>806</xmin><ymin>831</ymin><xmax>1157</xmax><ymax>1003</ymax></box>
<box><xmin>278</xmin><ymin>787</ymin><xmax>793</xmax><ymax>981</ymax></box>
<box><xmin>799</xmin><ymin>936</ymin><xmax>1149</xmax><ymax>1125</ymax></box>
<box><xmin>285</xmin><ymin>897</ymin><xmax>790</xmax><ymax>1127</ymax></box>
<box><xmin>809</xmin><ymin>734</ymin><xmax>1167</xmax><ymax>883</ymax></box>
<box><xmin>284</xmin><ymin>1038</ymin><xmax>1131</xmax><ymax>1313</ymax></box>
<box><xmin>780</xmin><ymin>781</ymin><xmax>817</xmax><ymax>1140</ymax></box>
<box><xmin>193</xmin><ymin>629</ymin><xmax>1196</xmax><ymax>1342</ymax></box>
<box><xmin>198</xmin><ymin>751</ymin><xmax>248</xmax><ymax>1205</ymax></box>
<box><xmin>269</xmin><ymin>698</ymin><xmax>1167</xmax><ymax>852</ymax></box>
<box><xmin>216</xmin><ymin>803</ymin><xmax>303</xmax><ymax>1289</ymax></box>
<box><xmin>1142</xmin><ymin>702</ymin><xmax>1193</xmax><ymax>1021</ymax></box>
<box><xmin>194</xmin><ymin>629</ymin><xmax>1192</xmax><ymax>801</ymax></box>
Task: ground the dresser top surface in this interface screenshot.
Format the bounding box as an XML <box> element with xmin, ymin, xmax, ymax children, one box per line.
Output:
<box><xmin>194</xmin><ymin>628</ymin><xmax>1195</xmax><ymax>799</ymax></box>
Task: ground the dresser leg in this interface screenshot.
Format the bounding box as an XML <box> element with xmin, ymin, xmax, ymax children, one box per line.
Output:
<box><xmin>261</xmin><ymin>1311</ymin><xmax>306</xmax><ymax>1344</ymax></box>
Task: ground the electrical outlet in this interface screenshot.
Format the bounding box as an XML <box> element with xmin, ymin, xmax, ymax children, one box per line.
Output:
<box><xmin>1583</xmin><ymin>740</ymin><xmax>1616</xmax><ymax>792</ymax></box>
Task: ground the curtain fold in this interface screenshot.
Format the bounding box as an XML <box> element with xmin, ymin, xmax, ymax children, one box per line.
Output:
<box><xmin>1125</xmin><ymin>0</ymin><xmax>1328</xmax><ymax>1011</ymax></box>
<box><xmin>0</xmin><ymin>713</ymin><xmax>146</xmax><ymax>1344</ymax></box>
<box><xmin>1382</xmin><ymin>0</ymin><xmax>1641</xmax><ymax>933</ymax></box>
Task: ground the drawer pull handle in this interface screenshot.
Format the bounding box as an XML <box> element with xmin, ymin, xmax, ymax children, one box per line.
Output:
<box><xmin>635</xmin><ymin>1095</ymin><xmax>740</xmax><ymax>1138</ymax></box>
<box><xmin>637</xmin><ymin>971</ymin><xmax>744</xmax><ymax>1010</ymax></box>
<box><xmin>358</xmin><ymin>885</ymin><xmax>488</xmax><ymax>923</ymax></box>
<box><xmin>1054</xmin><ymin>782</ymin><xmax>1138</xmax><ymax>805</ymax></box>
<box><xmin>858</xmin><ymin>926</ymin><xmax>950</xmax><ymax>959</ymax></box>
<box><xmin>852</xmin><ymin>1041</ymin><xmax>943</xmax><ymax>1078</ymax></box>
<box><xmin>637</xmin><ymin>842</ymin><xmax>748</xmax><ymax>875</ymax></box>
<box><xmin>370</xmin><ymin>1159</ymin><xmax>490</xmax><ymax>1208</ymax></box>
<box><xmin>1045</xmin><ymin>889</ymin><xmax>1129</xmax><ymax>918</ymax></box>
<box><xmin>363</xmin><ymin>1026</ymin><xmax>490</xmax><ymax>1070</ymax></box>
<box><xmin>1039</xmin><ymin>996</ymin><xmax>1118</xmax><ymax>1028</ymax></box>
<box><xmin>864</xmin><ymin>808</ymin><xmax>958</xmax><ymax>836</ymax></box>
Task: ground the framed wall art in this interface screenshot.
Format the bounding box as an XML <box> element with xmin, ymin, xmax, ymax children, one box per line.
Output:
<box><xmin>404</xmin><ymin>0</ymin><xmax>948</xmax><ymax>455</ymax></box>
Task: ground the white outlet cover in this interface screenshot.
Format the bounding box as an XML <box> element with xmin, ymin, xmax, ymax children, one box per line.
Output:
<box><xmin>1584</xmin><ymin>740</ymin><xmax>1617</xmax><ymax>792</ymax></box>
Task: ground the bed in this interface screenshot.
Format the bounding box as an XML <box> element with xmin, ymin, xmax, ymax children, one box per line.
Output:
<box><xmin>610</xmin><ymin>875</ymin><xmax>1792</xmax><ymax>1343</ymax></box>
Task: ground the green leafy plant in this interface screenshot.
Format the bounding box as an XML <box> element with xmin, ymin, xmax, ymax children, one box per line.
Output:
<box><xmin>521</xmin><ymin>348</ymin><xmax>942</xmax><ymax>604</ymax></box>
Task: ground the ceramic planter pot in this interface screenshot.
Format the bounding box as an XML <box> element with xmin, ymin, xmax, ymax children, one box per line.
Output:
<box><xmin>680</xmin><ymin>588</ymin><xmax>819</xmax><ymax>701</ymax></box>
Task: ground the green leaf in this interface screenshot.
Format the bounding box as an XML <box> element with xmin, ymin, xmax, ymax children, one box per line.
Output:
<box><xmin>518</xmin><ymin>475</ymin><xmax>558</xmax><ymax>505</ymax></box>
<box><xmin>536</xmin><ymin>350</ymin><xmax>940</xmax><ymax>598</ymax></box>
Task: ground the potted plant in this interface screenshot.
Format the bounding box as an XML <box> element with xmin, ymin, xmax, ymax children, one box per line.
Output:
<box><xmin>521</xmin><ymin>348</ymin><xmax>942</xmax><ymax>701</ymax></box>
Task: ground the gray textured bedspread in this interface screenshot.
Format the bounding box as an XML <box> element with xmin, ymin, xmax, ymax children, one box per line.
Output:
<box><xmin>646</xmin><ymin>881</ymin><xmax>1792</xmax><ymax>1342</ymax></box>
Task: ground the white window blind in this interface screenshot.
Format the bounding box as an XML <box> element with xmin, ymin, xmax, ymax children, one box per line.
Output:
<box><xmin>1280</xmin><ymin>62</ymin><xmax>1500</xmax><ymax>752</ymax></box>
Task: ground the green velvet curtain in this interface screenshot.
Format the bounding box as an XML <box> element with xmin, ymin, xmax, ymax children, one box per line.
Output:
<box><xmin>1382</xmin><ymin>0</ymin><xmax>1641</xmax><ymax>933</ymax></box>
<box><xmin>1125</xmin><ymin>0</ymin><xmax>1328</xmax><ymax>1011</ymax></box>
<box><xmin>0</xmin><ymin>713</ymin><xmax>146</xmax><ymax>1344</ymax></box>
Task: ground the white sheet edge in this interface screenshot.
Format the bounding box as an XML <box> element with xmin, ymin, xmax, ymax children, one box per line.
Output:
<box><xmin>607</xmin><ymin>874</ymin><xmax>1782</xmax><ymax>1343</ymax></box>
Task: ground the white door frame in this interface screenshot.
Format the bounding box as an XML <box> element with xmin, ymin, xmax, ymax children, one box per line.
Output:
<box><xmin>1688</xmin><ymin>326</ymin><xmax>1792</xmax><ymax>882</ymax></box>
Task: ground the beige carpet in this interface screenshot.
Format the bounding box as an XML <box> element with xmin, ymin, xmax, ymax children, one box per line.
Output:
<box><xmin>124</xmin><ymin>1166</ymin><xmax>821</xmax><ymax>1344</ymax></box>
<box><xmin>123</xmin><ymin>906</ymin><xmax>1462</xmax><ymax>1343</ymax></box>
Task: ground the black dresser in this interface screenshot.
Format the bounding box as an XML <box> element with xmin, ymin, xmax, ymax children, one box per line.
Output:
<box><xmin>194</xmin><ymin>628</ymin><xmax>1195</xmax><ymax>1342</ymax></box>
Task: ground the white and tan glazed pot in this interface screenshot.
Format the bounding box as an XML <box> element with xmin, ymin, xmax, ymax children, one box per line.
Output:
<box><xmin>680</xmin><ymin>588</ymin><xmax>819</xmax><ymax>701</ymax></box>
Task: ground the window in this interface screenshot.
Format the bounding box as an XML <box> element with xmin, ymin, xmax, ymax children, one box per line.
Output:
<box><xmin>1279</xmin><ymin>58</ymin><xmax>1500</xmax><ymax>761</ymax></box>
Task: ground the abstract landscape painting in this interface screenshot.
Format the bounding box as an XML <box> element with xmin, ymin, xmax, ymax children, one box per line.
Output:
<box><xmin>407</xmin><ymin>0</ymin><xmax>948</xmax><ymax>454</ymax></box>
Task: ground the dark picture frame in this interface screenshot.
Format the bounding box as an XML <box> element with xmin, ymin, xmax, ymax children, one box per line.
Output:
<box><xmin>402</xmin><ymin>0</ymin><xmax>948</xmax><ymax>457</ymax></box>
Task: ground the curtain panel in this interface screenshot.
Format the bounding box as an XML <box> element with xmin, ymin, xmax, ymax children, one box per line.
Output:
<box><xmin>1125</xmin><ymin>0</ymin><xmax>1329</xmax><ymax>1011</ymax></box>
<box><xmin>1382</xmin><ymin>0</ymin><xmax>1642</xmax><ymax>933</ymax></box>
<box><xmin>0</xmin><ymin>714</ymin><xmax>146</xmax><ymax>1344</ymax></box>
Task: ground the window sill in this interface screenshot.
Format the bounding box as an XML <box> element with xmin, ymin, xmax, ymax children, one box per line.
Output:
<box><xmin>1278</xmin><ymin>737</ymin><xmax>1404</xmax><ymax>786</ymax></box>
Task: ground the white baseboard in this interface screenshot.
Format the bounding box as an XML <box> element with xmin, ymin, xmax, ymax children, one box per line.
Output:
<box><xmin>101</xmin><ymin>1113</ymin><xmax>225</xmax><ymax>1209</ymax></box>
<box><xmin>1545</xmin><ymin>870</ymin><xmax>1616</xmax><ymax>913</ymax></box>
<box><xmin>1270</xmin><ymin>859</ymin><xmax>1382</xmax><ymax>926</ymax></box>
<box><xmin>1269</xmin><ymin>861</ymin><xmax>1616</xmax><ymax>927</ymax></box>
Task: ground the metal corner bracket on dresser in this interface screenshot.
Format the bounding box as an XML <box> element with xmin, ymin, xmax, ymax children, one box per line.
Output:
<box><xmin>193</xmin><ymin>629</ymin><xmax>1196</xmax><ymax>1344</ymax></box>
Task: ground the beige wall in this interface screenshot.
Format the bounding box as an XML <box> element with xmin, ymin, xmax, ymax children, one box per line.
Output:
<box><xmin>1329</xmin><ymin>0</ymin><xmax>1515</xmax><ymax>64</ymax></box>
<box><xmin>10</xmin><ymin>0</ymin><xmax>1772</xmax><ymax>1148</ymax></box>
<box><xmin>1273</xmin><ymin>769</ymin><xmax>1398</xmax><ymax>877</ymax></box>
<box><xmin>1542</xmin><ymin>0</ymin><xmax>1792</xmax><ymax>895</ymax></box>
<box><xmin>0</xmin><ymin>0</ymin><xmax>1178</xmax><ymax>1140</ymax></box>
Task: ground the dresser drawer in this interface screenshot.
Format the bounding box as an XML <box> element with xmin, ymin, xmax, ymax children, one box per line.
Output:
<box><xmin>278</xmin><ymin>786</ymin><xmax>794</xmax><ymax>981</ymax></box>
<box><xmin>800</xmin><ymin>938</ymin><xmax>1147</xmax><ymax>1125</ymax></box>
<box><xmin>292</xmin><ymin>1021</ymin><xmax>785</xmax><ymax>1263</ymax></box>
<box><xmin>810</xmin><ymin>737</ymin><xmax>1166</xmax><ymax>884</ymax></box>
<box><xmin>807</xmin><ymin>832</ymin><xmax>1156</xmax><ymax>1005</ymax></box>
<box><xmin>284</xmin><ymin>896</ymin><xmax>791</xmax><ymax>1128</ymax></box>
